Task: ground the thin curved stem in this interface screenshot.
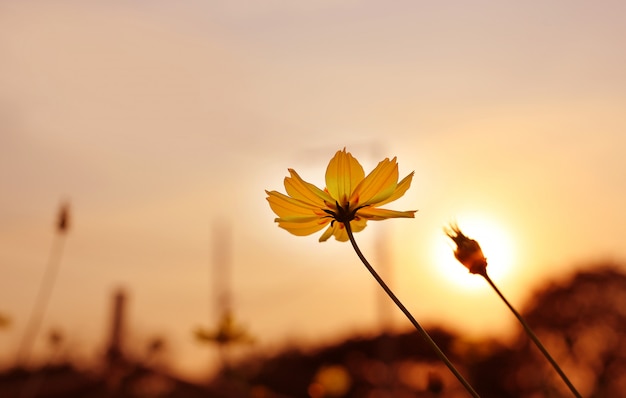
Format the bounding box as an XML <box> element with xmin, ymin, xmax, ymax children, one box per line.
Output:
<box><xmin>344</xmin><ymin>222</ymin><xmax>481</xmax><ymax>398</ymax></box>
<box><xmin>16</xmin><ymin>232</ymin><xmax>67</xmax><ymax>366</ymax></box>
<box><xmin>480</xmin><ymin>271</ymin><xmax>582</xmax><ymax>398</ymax></box>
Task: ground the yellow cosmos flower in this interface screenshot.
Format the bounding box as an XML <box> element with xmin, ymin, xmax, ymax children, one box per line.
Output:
<box><xmin>266</xmin><ymin>148</ymin><xmax>416</xmax><ymax>242</ymax></box>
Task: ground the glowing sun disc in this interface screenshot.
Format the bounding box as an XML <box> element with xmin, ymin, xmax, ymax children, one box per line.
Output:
<box><xmin>434</xmin><ymin>215</ymin><xmax>515</xmax><ymax>291</ymax></box>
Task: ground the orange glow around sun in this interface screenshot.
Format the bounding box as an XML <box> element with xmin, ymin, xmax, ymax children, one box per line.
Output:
<box><xmin>433</xmin><ymin>214</ymin><xmax>516</xmax><ymax>291</ymax></box>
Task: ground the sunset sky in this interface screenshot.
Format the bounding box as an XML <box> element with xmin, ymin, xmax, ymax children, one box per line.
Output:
<box><xmin>2</xmin><ymin>0</ymin><xmax>626</xmax><ymax>381</ymax></box>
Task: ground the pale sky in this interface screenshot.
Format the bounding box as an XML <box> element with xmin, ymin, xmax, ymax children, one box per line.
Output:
<box><xmin>1</xmin><ymin>0</ymin><xmax>626</xmax><ymax>381</ymax></box>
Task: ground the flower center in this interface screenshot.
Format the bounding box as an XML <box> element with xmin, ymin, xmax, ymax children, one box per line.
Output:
<box><xmin>323</xmin><ymin>201</ymin><xmax>367</xmax><ymax>225</ymax></box>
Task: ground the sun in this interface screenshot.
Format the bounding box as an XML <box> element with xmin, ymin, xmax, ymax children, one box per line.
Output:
<box><xmin>433</xmin><ymin>214</ymin><xmax>515</xmax><ymax>291</ymax></box>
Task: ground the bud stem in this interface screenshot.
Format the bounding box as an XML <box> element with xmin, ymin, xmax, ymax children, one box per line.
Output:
<box><xmin>479</xmin><ymin>271</ymin><xmax>582</xmax><ymax>398</ymax></box>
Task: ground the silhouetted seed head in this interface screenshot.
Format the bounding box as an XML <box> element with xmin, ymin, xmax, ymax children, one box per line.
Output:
<box><xmin>57</xmin><ymin>202</ymin><xmax>70</xmax><ymax>234</ymax></box>
<box><xmin>445</xmin><ymin>224</ymin><xmax>487</xmax><ymax>275</ymax></box>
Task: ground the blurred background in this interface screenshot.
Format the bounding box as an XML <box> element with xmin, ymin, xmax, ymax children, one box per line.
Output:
<box><xmin>1</xmin><ymin>1</ymin><xmax>626</xmax><ymax>396</ymax></box>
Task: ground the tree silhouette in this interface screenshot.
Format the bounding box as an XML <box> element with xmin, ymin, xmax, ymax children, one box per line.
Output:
<box><xmin>230</xmin><ymin>266</ymin><xmax>626</xmax><ymax>397</ymax></box>
<box><xmin>501</xmin><ymin>265</ymin><xmax>626</xmax><ymax>397</ymax></box>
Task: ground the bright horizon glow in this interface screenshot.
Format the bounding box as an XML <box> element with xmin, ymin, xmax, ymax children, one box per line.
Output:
<box><xmin>433</xmin><ymin>214</ymin><xmax>516</xmax><ymax>291</ymax></box>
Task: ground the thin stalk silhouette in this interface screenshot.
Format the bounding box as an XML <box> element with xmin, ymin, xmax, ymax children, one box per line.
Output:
<box><xmin>478</xmin><ymin>270</ymin><xmax>582</xmax><ymax>398</ymax></box>
<box><xmin>16</xmin><ymin>203</ymin><xmax>70</xmax><ymax>366</ymax></box>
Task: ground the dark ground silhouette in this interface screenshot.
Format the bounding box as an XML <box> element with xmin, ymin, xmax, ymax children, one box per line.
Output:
<box><xmin>215</xmin><ymin>264</ymin><xmax>626</xmax><ymax>397</ymax></box>
<box><xmin>2</xmin><ymin>264</ymin><xmax>625</xmax><ymax>397</ymax></box>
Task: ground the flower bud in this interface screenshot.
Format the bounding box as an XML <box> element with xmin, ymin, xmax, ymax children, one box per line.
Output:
<box><xmin>445</xmin><ymin>224</ymin><xmax>487</xmax><ymax>275</ymax></box>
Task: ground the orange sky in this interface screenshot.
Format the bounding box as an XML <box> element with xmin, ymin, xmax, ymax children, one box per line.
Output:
<box><xmin>1</xmin><ymin>0</ymin><xmax>626</xmax><ymax>381</ymax></box>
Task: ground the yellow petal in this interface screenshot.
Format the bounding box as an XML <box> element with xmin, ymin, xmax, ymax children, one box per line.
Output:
<box><xmin>358</xmin><ymin>207</ymin><xmax>416</xmax><ymax>220</ymax></box>
<box><xmin>266</xmin><ymin>191</ymin><xmax>320</xmax><ymax>218</ymax></box>
<box><xmin>275</xmin><ymin>215</ymin><xmax>323</xmax><ymax>223</ymax></box>
<box><xmin>284</xmin><ymin>169</ymin><xmax>334</xmax><ymax>205</ymax></box>
<box><xmin>375</xmin><ymin>172</ymin><xmax>414</xmax><ymax>206</ymax></box>
<box><xmin>325</xmin><ymin>149</ymin><xmax>364</xmax><ymax>204</ymax></box>
<box><xmin>318</xmin><ymin>223</ymin><xmax>337</xmax><ymax>242</ymax></box>
<box><xmin>351</xmin><ymin>157</ymin><xmax>398</xmax><ymax>207</ymax></box>
<box><xmin>277</xmin><ymin>218</ymin><xmax>330</xmax><ymax>236</ymax></box>
<box><xmin>333</xmin><ymin>224</ymin><xmax>350</xmax><ymax>242</ymax></box>
<box><xmin>349</xmin><ymin>217</ymin><xmax>368</xmax><ymax>233</ymax></box>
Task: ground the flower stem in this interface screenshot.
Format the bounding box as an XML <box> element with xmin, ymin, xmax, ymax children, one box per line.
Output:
<box><xmin>16</xmin><ymin>231</ymin><xmax>68</xmax><ymax>366</ymax></box>
<box><xmin>343</xmin><ymin>222</ymin><xmax>481</xmax><ymax>398</ymax></box>
<box><xmin>479</xmin><ymin>271</ymin><xmax>582</xmax><ymax>398</ymax></box>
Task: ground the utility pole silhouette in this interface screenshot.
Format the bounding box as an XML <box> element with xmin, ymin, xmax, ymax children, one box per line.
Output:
<box><xmin>297</xmin><ymin>143</ymin><xmax>395</xmax><ymax>331</ymax></box>
<box><xmin>194</xmin><ymin>220</ymin><xmax>253</xmax><ymax>372</ymax></box>
<box><xmin>297</xmin><ymin>144</ymin><xmax>399</xmax><ymax>393</ymax></box>
<box><xmin>213</xmin><ymin>220</ymin><xmax>232</xmax><ymax>321</ymax></box>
